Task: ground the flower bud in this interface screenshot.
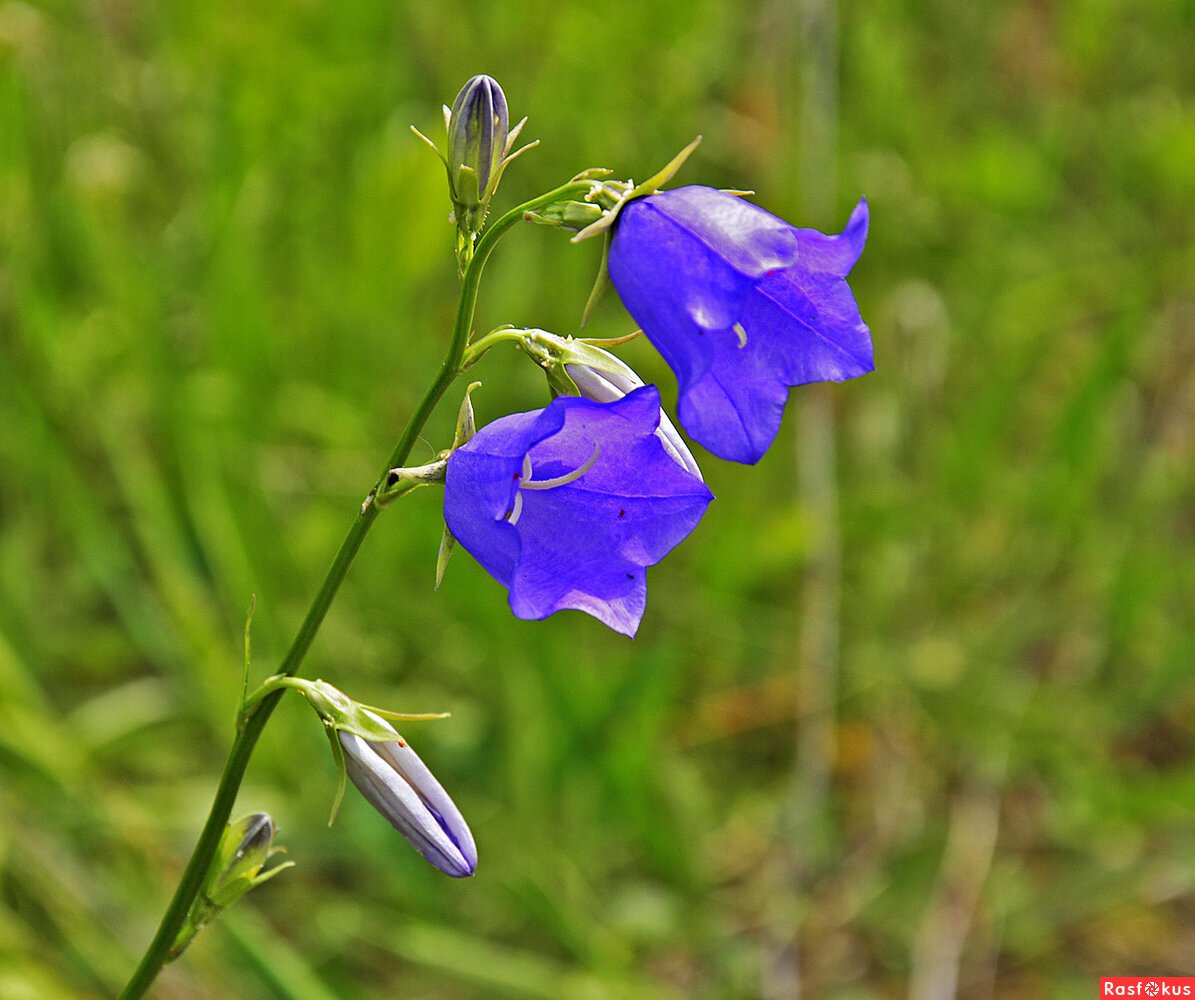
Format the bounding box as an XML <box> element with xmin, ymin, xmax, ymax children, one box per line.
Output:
<box><xmin>339</xmin><ymin>714</ymin><xmax>477</xmax><ymax>878</ymax></box>
<box><xmin>447</xmin><ymin>74</ymin><xmax>508</xmax><ymax>233</ymax></box>
<box><xmin>523</xmin><ymin>200</ymin><xmax>605</xmax><ymax>231</ymax></box>
<box><xmin>205</xmin><ymin>812</ymin><xmax>284</xmax><ymax>908</ymax></box>
<box><xmin>171</xmin><ymin>811</ymin><xmax>291</xmax><ymax>958</ymax></box>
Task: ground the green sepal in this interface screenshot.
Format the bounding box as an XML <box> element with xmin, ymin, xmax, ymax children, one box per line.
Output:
<box><xmin>517</xmin><ymin>328</ymin><xmax>641</xmax><ymax>374</ymax></box>
<box><xmin>409</xmin><ymin>124</ymin><xmax>448</xmax><ymax>168</ymax></box>
<box><xmin>571</xmin><ymin>167</ymin><xmax>615</xmax><ymax>182</ymax></box>
<box><xmin>580</xmin><ymin>231</ymin><xmax>611</xmax><ymax>328</ymax></box>
<box><xmin>435</xmin><ymin>523</ymin><xmax>455</xmax><ymax>591</ymax></box>
<box><xmin>324</xmin><ymin>722</ymin><xmax>348</xmax><ymax>827</ymax></box>
<box><xmin>297</xmin><ymin>679</ymin><xmax>404</xmax><ymax>743</ymax></box>
<box><xmin>237</xmin><ymin>595</ymin><xmax>256</xmax><ymax>727</ymax></box>
<box><xmin>244</xmin><ymin>675</ymin><xmax>450</xmax><ymax>747</ymax></box>
<box><xmin>453</xmin><ymin>381</ymin><xmax>482</xmax><ymax>447</ymax></box>
<box><xmin>544</xmin><ymin>365</ymin><xmax>579</xmax><ymax>398</ymax></box>
<box><xmin>206</xmin><ymin>858</ymin><xmax>295</xmax><ymax>909</ymax></box>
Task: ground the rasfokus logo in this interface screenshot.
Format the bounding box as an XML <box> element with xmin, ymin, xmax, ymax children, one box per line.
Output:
<box><xmin>1101</xmin><ymin>979</ymin><xmax>1195</xmax><ymax>996</ymax></box>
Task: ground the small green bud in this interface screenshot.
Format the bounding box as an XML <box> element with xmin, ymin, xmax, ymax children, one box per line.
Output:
<box><xmin>523</xmin><ymin>200</ymin><xmax>605</xmax><ymax>231</ymax></box>
<box><xmin>205</xmin><ymin>812</ymin><xmax>286</xmax><ymax>908</ymax></box>
<box><xmin>170</xmin><ymin>812</ymin><xmax>291</xmax><ymax>959</ymax></box>
<box><xmin>447</xmin><ymin>75</ymin><xmax>508</xmax><ymax>234</ymax></box>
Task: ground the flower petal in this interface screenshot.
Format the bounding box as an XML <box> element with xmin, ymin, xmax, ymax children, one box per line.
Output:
<box><xmin>791</xmin><ymin>197</ymin><xmax>869</xmax><ymax>275</ymax></box>
<box><xmin>370</xmin><ymin>738</ymin><xmax>477</xmax><ymax>874</ymax></box>
<box><xmin>636</xmin><ymin>186</ymin><xmax>800</xmax><ymax>276</ymax></box>
<box><xmin>748</xmin><ymin>269</ymin><xmax>874</xmax><ymax>386</ymax></box>
<box><xmin>443</xmin><ymin>405</ymin><xmax>565</xmax><ymax>586</ymax></box>
<box><xmin>564</xmin><ymin>361</ymin><xmax>703</xmax><ymax>479</ymax></box>
<box><xmin>611</xmin><ymin>192</ymin><xmax>758</xmax><ymax>332</ymax></box>
<box><xmin>673</xmin><ymin>325</ymin><xmax>792</xmax><ymax>465</ymax></box>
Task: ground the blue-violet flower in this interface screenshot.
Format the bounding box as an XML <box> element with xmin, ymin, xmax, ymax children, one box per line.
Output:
<box><xmin>339</xmin><ymin>715</ymin><xmax>477</xmax><ymax>878</ymax></box>
<box><xmin>444</xmin><ymin>386</ymin><xmax>712</xmax><ymax>636</ymax></box>
<box><xmin>607</xmin><ymin>186</ymin><xmax>872</xmax><ymax>464</ymax></box>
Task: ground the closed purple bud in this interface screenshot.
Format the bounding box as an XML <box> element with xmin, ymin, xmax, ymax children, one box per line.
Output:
<box><xmin>447</xmin><ymin>74</ymin><xmax>509</xmax><ymax>232</ymax></box>
<box><xmin>339</xmin><ymin>715</ymin><xmax>477</xmax><ymax>878</ymax></box>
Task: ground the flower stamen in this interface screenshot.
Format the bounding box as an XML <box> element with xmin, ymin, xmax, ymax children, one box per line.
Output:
<box><xmin>507</xmin><ymin>490</ymin><xmax>525</xmax><ymax>526</ymax></box>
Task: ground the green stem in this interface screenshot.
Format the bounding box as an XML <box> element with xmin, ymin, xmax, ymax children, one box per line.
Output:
<box><xmin>378</xmin><ymin>181</ymin><xmax>593</xmax><ymax>477</ymax></box>
<box><xmin>461</xmin><ymin>327</ymin><xmax>528</xmax><ymax>368</ymax></box>
<box><xmin>117</xmin><ymin>179</ymin><xmax>592</xmax><ymax>1000</ymax></box>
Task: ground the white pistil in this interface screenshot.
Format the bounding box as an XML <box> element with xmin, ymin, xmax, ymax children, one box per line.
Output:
<box><xmin>505</xmin><ymin>442</ymin><xmax>602</xmax><ymax>526</ymax></box>
<box><xmin>734</xmin><ymin>322</ymin><xmax>748</xmax><ymax>348</ymax></box>
<box><xmin>519</xmin><ymin>442</ymin><xmax>601</xmax><ymax>490</ymax></box>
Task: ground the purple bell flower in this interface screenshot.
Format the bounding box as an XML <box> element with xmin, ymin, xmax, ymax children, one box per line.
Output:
<box><xmin>607</xmin><ymin>186</ymin><xmax>872</xmax><ymax>465</ymax></box>
<box><xmin>444</xmin><ymin>385</ymin><xmax>712</xmax><ymax>636</ymax></box>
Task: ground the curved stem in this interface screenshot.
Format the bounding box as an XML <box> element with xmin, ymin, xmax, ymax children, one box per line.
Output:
<box><xmin>117</xmin><ymin>178</ymin><xmax>592</xmax><ymax>1000</ymax></box>
<box><xmin>461</xmin><ymin>327</ymin><xmax>528</xmax><ymax>369</ymax></box>
<box><xmin>118</xmin><ymin>512</ymin><xmax>376</xmax><ymax>1000</ymax></box>
<box><xmin>379</xmin><ymin>180</ymin><xmax>593</xmax><ymax>477</ymax></box>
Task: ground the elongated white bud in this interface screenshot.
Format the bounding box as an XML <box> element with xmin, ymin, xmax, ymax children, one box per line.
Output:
<box><xmin>339</xmin><ymin>713</ymin><xmax>477</xmax><ymax>878</ymax></box>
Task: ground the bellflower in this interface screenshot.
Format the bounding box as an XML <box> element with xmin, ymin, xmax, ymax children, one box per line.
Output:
<box><xmin>607</xmin><ymin>186</ymin><xmax>872</xmax><ymax>464</ymax></box>
<box><xmin>339</xmin><ymin>716</ymin><xmax>477</xmax><ymax>878</ymax></box>
<box><xmin>444</xmin><ymin>386</ymin><xmax>712</xmax><ymax>636</ymax></box>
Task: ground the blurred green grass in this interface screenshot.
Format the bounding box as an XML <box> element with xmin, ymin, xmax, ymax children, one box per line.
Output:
<box><xmin>1</xmin><ymin>0</ymin><xmax>1193</xmax><ymax>997</ymax></box>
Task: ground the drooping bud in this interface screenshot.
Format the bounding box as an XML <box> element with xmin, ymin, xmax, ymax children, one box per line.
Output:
<box><xmin>249</xmin><ymin>675</ymin><xmax>472</xmax><ymax>877</ymax></box>
<box><xmin>446</xmin><ymin>75</ymin><xmax>508</xmax><ymax>234</ymax></box>
<box><xmin>339</xmin><ymin>714</ymin><xmax>477</xmax><ymax>878</ymax></box>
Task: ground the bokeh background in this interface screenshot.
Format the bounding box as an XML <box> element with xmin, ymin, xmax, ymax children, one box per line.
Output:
<box><xmin>2</xmin><ymin>1</ymin><xmax>1193</xmax><ymax>997</ymax></box>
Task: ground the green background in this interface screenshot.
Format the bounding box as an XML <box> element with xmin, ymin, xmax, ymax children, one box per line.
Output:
<box><xmin>2</xmin><ymin>1</ymin><xmax>1193</xmax><ymax>997</ymax></box>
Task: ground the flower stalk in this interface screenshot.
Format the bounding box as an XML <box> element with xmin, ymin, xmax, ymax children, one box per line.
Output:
<box><xmin>116</xmin><ymin>178</ymin><xmax>595</xmax><ymax>1000</ymax></box>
